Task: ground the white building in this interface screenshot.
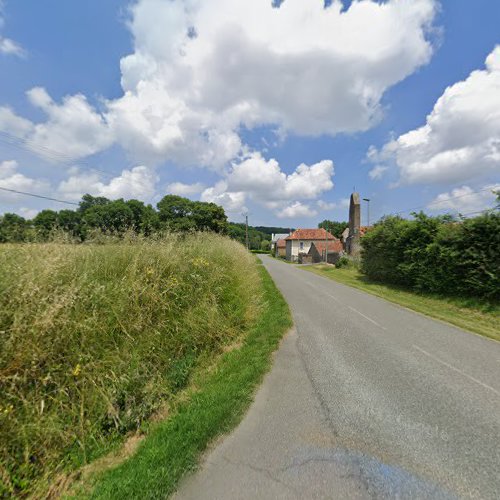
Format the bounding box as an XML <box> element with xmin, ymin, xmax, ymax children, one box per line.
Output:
<box><xmin>285</xmin><ymin>228</ymin><xmax>337</xmax><ymax>262</ymax></box>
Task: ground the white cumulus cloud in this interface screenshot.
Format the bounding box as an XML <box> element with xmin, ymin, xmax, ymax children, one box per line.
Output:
<box><xmin>0</xmin><ymin>90</ymin><xmax>113</xmax><ymax>162</ymax></box>
<box><xmin>18</xmin><ymin>207</ymin><xmax>40</xmax><ymax>219</ymax></box>
<box><xmin>371</xmin><ymin>45</ymin><xmax>500</xmax><ymax>185</ymax></box>
<box><xmin>58</xmin><ymin>165</ymin><xmax>158</xmax><ymax>201</ymax></box>
<box><xmin>0</xmin><ymin>160</ymin><xmax>49</xmax><ymax>197</ymax></box>
<box><xmin>26</xmin><ymin>87</ymin><xmax>114</xmax><ymax>161</ymax></box>
<box><xmin>278</xmin><ymin>201</ymin><xmax>317</xmax><ymax>219</ymax></box>
<box><xmin>0</xmin><ymin>2</ymin><xmax>24</xmax><ymax>57</ymax></box>
<box><xmin>201</xmin><ymin>152</ymin><xmax>335</xmax><ymax>216</ymax></box>
<box><xmin>200</xmin><ymin>181</ymin><xmax>247</xmax><ymax>213</ymax></box>
<box><xmin>317</xmin><ymin>200</ymin><xmax>336</xmax><ymax>210</ymax></box>
<box><xmin>428</xmin><ymin>184</ymin><xmax>500</xmax><ymax>214</ymax></box>
<box><xmin>227</xmin><ymin>153</ymin><xmax>334</xmax><ymax>202</ymax></box>
<box><xmin>1</xmin><ymin>0</ymin><xmax>438</xmax><ymax>170</ymax></box>
<box><xmin>0</xmin><ymin>107</ymin><xmax>33</xmax><ymax>137</ymax></box>
<box><xmin>108</xmin><ymin>0</ymin><xmax>436</xmax><ymax>165</ymax></box>
<box><xmin>369</xmin><ymin>165</ymin><xmax>389</xmax><ymax>180</ymax></box>
<box><xmin>0</xmin><ymin>37</ymin><xmax>23</xmax><ymax>56</ymax></box>
<box><xmin>166</xmin><ymin>181</ymin><xmax>205</xmax><ymax>196</ymax></box>
<box><xmin>317</xmin><ymin>197</ymin><xmax>350</xmax><ymax>211</ymax></box>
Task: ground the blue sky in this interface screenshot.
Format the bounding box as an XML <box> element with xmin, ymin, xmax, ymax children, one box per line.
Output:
<box><xmin>0</xmin><ymin>0</ymin><xmax>499</xmax><ymax>226</ymax></box>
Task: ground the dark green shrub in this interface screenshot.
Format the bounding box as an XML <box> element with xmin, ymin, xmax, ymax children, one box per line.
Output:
<box><xmin>335</xmin><ymin>256</ymin><xmax>350</xmax><ymax>268</ymax></box>
<box><xmin>361</xmin><ymin>212</ymin><xmax>500</xmax><ymax>301</ymax></box>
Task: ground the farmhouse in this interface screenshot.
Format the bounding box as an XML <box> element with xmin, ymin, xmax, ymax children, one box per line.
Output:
<box><xmin>275</xmin><ymin>238</ymin><xmax>287</xmax><ymax>258</ymax></box>
<box><xmin>271</xmin><ymin>233</ymin><xmax>290</xmax><ymax>256</ymax></box>
<box><xmin>285</xmin><ymin>228</ymin><xmax>339</xmax><ymax>262</ymax></box>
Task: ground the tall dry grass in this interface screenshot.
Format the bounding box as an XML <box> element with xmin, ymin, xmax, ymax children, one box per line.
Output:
<box><xmin>0</xmin><ymin>233</ymin><xmax>261</xmax><ymax>497</ymax></box>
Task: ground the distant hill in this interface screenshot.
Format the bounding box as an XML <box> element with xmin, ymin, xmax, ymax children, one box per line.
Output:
<box><xmin>227</xmin><ymin>223</ymin><xmax>294</xmax><ymax>250</ymax></box>
<box><xmin>253</xmin><ymin>226</ymin><xmax>294</xmax><ymax>236</ymax></box>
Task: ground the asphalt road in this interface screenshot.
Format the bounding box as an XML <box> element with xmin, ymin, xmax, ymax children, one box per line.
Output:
<box><xmin>175</xmin><ymin>255</ymin><xmax>500</xmax><ymax>499</ymax></box>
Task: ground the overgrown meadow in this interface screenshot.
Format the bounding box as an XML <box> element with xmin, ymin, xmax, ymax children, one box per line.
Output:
<box><xmin>0</xmin><ymin>233</ymin><xmax>261</xmax><ymax>497</ymax></box>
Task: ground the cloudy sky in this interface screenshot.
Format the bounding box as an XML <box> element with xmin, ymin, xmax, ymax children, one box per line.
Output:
<box><xmin>0</xmin><ymin>0</ymin><xmax>499</xmax><ymax>225</ymax></box>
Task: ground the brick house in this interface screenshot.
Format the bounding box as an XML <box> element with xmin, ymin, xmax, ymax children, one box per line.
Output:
<box><xmin>285</xmin><ymin>228</ymin><xmax>339</xmax><ymax>262</ymax></box>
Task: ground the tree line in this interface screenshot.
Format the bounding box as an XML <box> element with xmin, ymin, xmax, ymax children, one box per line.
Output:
<box><xmin>227</xmin><ymin>223</ymin><xmax>290</xmax><ymax>251</ymax></box>
<box><xmin>0</xmin><ymin>194</ymin><xmax>291</xmax><ymax>249</ymax></box>
<box><xmin>317</xmin><ymin>220</ymin><xmax>348</xmax><ymax>238</ymax></box>
<box><xmin>0</xmin><ymin>194</ymin><xmax>228</xmax><ymax>242</ymax></box>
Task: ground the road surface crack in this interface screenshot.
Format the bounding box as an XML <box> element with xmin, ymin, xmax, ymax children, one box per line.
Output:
<box><xmin>221</xmin><ymin>456</ymin><xmax>300</xmax><ymax>496</ymax></box>
<box><xmin>293</xmin><ymin>323</ymin><xmax>339</xmax><ymax>445</ymax></box>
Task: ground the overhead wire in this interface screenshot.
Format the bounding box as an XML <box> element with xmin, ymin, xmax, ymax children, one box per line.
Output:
<box><xmin>370</xmin><ymin>186</ymin><xmax>499</xmax><ymax>222</ymax></box>
<box><xmin>0</xmin><ymin>186</ymin><xmax>79</xmax><ymax>206</ymax></box>
<box><xmin>0</xmin><ymin>130</ymin><xmax>136</xmax><ymax>180</ymax></box>
<box><xmin>391</xmin><ymin>186</ymin><xmax>497</xmax><ymax>216</ymax></box>
<box><xmin>0</xmin><ymin>131</ymin><xmax>145</xmax><ymax>208</ymax></box>
<box><xmin>1</xmin><ymin>131</ymin><xmax>498</xmax><ymax>217</ymax></box>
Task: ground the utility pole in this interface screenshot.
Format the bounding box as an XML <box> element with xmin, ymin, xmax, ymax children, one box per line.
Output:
<box><xmin>324</xmin><ymin>223</ymin><xmax>328</xmax><ymax>263</ymax></box>
<box><xmin>245</xmin><ymin>214</ymin><xmax>249</xmax><ymax>250</ymax></box>
<box><xmin>363</xmin><ymin>198</ymin><xmax>371</xmax><ymax>227</ymax></box>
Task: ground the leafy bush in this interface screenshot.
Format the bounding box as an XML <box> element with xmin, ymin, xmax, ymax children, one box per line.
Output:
<box><xmin>335</xmin><ymin>256</ymin><xmax>350</xmax><ymax>269</ymax></box>
<box><xmin>361</xmin><ymin>212</ymin><xmax>500</xmax><ymax>300</ymax></box>
<box><xmin>0</xmin><ymin>233</ymin><xmax>261</xmax><ymax>496</ymax></box>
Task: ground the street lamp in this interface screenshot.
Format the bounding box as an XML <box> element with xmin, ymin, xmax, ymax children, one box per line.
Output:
<box><xmin>363</xmin><ymin>198</ymin><xmax>371</xmax><ymax>227</ymax></box>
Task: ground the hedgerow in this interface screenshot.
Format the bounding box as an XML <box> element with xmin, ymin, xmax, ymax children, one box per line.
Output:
<box><xmin>360</xmin><ymin>212</ymin><xmax>500</xmax><ymax>301</ymax></box>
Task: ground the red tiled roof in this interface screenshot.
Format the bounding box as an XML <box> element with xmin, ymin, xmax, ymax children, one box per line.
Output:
<box><xmin>312</xmin><ymin>240</ymin><xmax>343</xmax><ymax>254</ymax></box>
<box><xmin>285</xmin><ymin>228</ymin><xmax>335</xmax><ymax>240</ymax></box>
<box><xmin>360</xmin><ymin>226</ymin><xmax>371</xmax><ymax>236</ymax></box>
<box><xmin>277</xmin><ymin>239</ymin><xmax>286</xmax><ymax>248</ymax></box>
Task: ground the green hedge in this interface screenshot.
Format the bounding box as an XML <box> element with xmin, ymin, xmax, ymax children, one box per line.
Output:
<box><xmin>360</xmin><ymin>212</ymin><xmax>500</xmax><ymax>301</ymax></box>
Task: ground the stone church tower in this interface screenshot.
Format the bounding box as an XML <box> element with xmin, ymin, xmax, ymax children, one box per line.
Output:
<box><xmin>346</xmin><ymin>192</ymin><xmax>361</xmax><ymax>256</ymax></box>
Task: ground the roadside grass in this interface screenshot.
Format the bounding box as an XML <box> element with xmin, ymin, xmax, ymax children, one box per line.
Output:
<box><xmin>304</xmin><ymin>264</ymin><xmax>499</xmax><ymax>342</ymax></box>
<box><xmin>0</xmin><ymin>234</ymin><xmax>272</xmax><ymax>497</ymax></box>
<box><xmin>77</xmin><ymin>259</ymin><xmax>292</xmax><ymax>499</ymax></box>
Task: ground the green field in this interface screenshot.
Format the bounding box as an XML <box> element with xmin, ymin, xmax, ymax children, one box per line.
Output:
<box><xmin>304</xmin><ymin>265</ymin><xmax>499</xmax><ymax>341</ymax></box>
<box><xmin>0</xmin><ymin>235</ymin><xmax>291</xmax><ymax>498</ymax></box>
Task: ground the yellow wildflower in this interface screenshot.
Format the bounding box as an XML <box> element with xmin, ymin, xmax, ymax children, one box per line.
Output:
<box><xmin>72</xmin><ymin>364</ymin><xmax>81</xmax><ymax>376</ymax></box>
<box><xmin>1</xmin><ymin>404</ymin><xmax>14</xmax><ymax>415</ymax></box>
<box><xmin>192</xmin><ymin>257</ymin><xmax>209</xmax><ymax>268</ymax></box>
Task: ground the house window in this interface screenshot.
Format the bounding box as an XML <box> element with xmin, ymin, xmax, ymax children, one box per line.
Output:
<box><xmin>299</xmin><ymin>242</ymin><xmax>304</xmax><ymax>251</ymax></box>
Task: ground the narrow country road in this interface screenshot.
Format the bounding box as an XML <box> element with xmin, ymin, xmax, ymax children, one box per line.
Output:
<box><xmin>175</xmin><ymin>255</ymin><xmax>500</xmax><ymax>499</ymax></box>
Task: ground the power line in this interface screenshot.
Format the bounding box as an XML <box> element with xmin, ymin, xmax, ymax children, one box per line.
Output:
<box><xmin>371</xmin><ymin>186</ymin><xmax>498</xmax><ymax>221</ymax></box>
<box><xmin>392</xmin><ymin>186</ymin><xmax>496</xmax><ymax>216</ymax></box>
<box><xmin>0</xmin><ymin>130</ymin><xmax>126</xmax><ymax>180</ymax></box>
<box><xmin>0</xmin><ymin>186</ymin><xmax>79</xmax><ymax>206</ymax></box>
<box><xmin>457</xmin><ymin>208</ymin><xmax>498</xmax><ymax>218</ymax></box>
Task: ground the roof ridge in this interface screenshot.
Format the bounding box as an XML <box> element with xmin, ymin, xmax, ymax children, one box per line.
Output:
<box><xmin>286</xmin><ymin>228</ymin><xmax>338</xmax><ymax>240</ymax></box>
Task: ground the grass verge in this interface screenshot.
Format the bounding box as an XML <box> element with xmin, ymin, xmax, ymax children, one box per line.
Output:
<box><xmin>304</xmin><ymin>265</ymin><xmax>499</xmax><ymax>342</ymax></box>
<box><xmin>0</xmin><ymin>234</ymin><xmax>266</xmax><ymax>497</ymax></box>
<box><xmin>76</xmin><ymin>260</ymin><xmax>292</xmax><ymax>499</ymax></box>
